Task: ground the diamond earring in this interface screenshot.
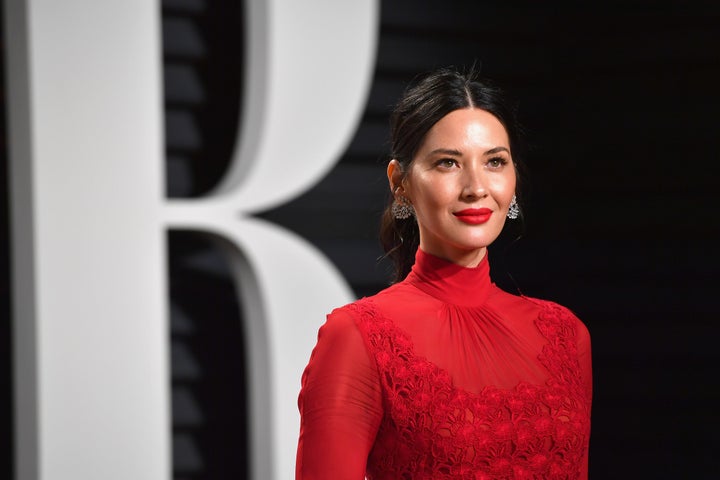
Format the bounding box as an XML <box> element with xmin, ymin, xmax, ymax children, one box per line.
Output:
<box><xmin>392</xmin><ymin>196</ymin><xmax>414</xmax><ymax>220</ymax></box>
<box><xmin>507</xmin><ymin>195</ymin><xmax>520</xmax><ymax>220</ymax></box>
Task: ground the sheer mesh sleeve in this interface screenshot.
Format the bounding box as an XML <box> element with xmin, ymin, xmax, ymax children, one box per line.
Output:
<box><xmin>576</xmin><ymin>318</ymin><xmax>592</xmax><ymax>479</ymax></box>
<box><xmin>296</xmin><ymin>309</ymin><xmax>383</xmax><ymax>480</ymax></box>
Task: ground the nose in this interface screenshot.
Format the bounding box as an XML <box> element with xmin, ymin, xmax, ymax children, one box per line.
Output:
<box><xmin>460</xmin><ymin>165</ymin><xmax>488</xmax><ymax>200</ymax></box>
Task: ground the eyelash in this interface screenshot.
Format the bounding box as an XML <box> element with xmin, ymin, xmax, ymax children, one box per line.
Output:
<box><xmin>487</xmin><ymin>157</ymin><xmax>509</xmax><ymax>168</ymax></box>
<box><xmin>435</xmin><ymin>158</ymin><xmax>458</xmax><ymax>168</ymax></box>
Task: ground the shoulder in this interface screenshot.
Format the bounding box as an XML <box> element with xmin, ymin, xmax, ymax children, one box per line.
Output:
<box><xmin>524</xmin><ymin>295</ymin><xmax>591</xmax><ymax>344</ymax></box>
<box><xmin>326</xmin><ymin>286</ymin><xmax>417</xmax><ymax>353</ymax></box>
<box><xmin>322</xmin><ymin>295</ymin><xmax>384</xmax><ymax>340</ymax></box>
<box><xmin>310</xmin><ymin>301</ymin><xmax>378</xmax><ymax>363</ymax></box>
<box><xmin>327</xmin><ymin>296</ymin><xmax>378</xmax><ymax>323</ymax></box>
<box><xmin>490</xmin><ymin>286</ymin><xmax>590</xmax><ymax>340</ymax></box>
<box><xmin>328</xmin><ymin>280</ymin><xmax>417</xmax><ymax>323</ymax></box>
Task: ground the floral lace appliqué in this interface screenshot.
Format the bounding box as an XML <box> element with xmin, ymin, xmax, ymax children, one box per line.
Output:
<box><xmin>347</xmin><ymin>298</ymin><xmax>591</xmax><ymax>480</ymax></box>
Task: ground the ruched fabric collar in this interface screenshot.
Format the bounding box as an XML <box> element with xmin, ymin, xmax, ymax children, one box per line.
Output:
<box><xmin>405</xmin><ymin>249</ymin><xmax>492</xmax><ymax>308</ymax></box>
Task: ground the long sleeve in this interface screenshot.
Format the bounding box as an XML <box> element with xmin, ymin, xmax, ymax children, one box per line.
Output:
<box><xmin>296</xmin><ymin>309</ymin><xmax>383</xmax><ymax>480</ymax></box>
<box><xmin>576</xmin><ymin>318</ymin><xmax>593</xmax><ymax>479</ymax></box>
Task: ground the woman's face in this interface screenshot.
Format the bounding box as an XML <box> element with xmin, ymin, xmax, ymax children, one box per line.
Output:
<box><xmin>389</xmin><ymin>108</ymin><xmax>516</xmax><ymax>267</ymax></box>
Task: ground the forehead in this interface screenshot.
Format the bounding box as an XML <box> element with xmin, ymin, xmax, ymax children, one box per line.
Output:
<box><xmin>421</xmin><ymin>108</ymin><xmax>510</xmax><ymax>151</ymax></box>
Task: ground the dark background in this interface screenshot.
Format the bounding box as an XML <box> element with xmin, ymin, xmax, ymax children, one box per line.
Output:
<box><xmin>3</xmin><ymin>1</ymin><xmax>720</xmax><ymax>478</ymax></box>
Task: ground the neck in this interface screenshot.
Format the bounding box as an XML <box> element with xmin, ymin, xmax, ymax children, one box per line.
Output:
<box><xmin>417</xmin><ymin>244</ymin><xmax>488</xmax><ymax>268</ymax></box>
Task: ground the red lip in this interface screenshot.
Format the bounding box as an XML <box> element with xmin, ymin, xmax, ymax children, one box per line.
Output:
<box><xmin>454</xmin><ymin>208</ymin><xmax>492</xmax><ymax>225</ymax></box>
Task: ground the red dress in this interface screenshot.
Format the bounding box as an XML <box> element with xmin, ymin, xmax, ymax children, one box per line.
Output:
<box><xmin>296</xmin><ymin>249</ymin><xmax>592</xmax><ymax>479</ymax></box>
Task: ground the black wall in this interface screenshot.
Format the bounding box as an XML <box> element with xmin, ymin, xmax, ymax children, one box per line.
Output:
<box><xmin>3</xmin><ymin>1</ymin><xmax>720</xmax><ymax>478</ymax></box>
<box><xmin>263</xmin><ymin>4</ymin><xmax>720</xmax><ymax>477</ymax></box>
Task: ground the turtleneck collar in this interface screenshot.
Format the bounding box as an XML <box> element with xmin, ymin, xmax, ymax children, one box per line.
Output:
<box><xmin>405</xmin><ymin>248</ymin><xmax>493</xmax><ymax>307</ymax></box>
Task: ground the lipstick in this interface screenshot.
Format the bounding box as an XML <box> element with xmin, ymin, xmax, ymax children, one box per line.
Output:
<box><xmin>454</xmin><ymin>208</ymin><xmax>492</xmax><ymax>225</ymax></box>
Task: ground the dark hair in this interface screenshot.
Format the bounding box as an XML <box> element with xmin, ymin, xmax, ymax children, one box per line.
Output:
<box><xmin>380</xmin><ymin>66</ymin><xmax>524</xmax><ymax>283</ymax></box>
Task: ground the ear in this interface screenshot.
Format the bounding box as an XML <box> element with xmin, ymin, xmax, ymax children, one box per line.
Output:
<box><xmin>387</xmin><ymin>159</ymin><xmax>406</xmax><ymax>196</ymax></box>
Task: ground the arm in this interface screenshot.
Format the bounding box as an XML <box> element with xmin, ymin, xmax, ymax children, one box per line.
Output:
<box><xmin>296</xmin><ymin>309</ymin><xmax>383</xmax><ymax>480</ymax></box>
<box><xmin>576</xmin><ymin>319</ymin><xmax>592</xmax><ymax>479</ymax></box>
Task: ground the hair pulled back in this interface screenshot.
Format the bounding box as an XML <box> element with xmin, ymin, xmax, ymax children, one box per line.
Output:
<box><xmin>380</xmin><ymin>66</ymin><xmax>522</xmax><ymax>283</ymax></box>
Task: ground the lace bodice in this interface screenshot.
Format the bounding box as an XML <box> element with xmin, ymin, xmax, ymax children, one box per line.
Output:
<box><xmin>350</xmin><ymin>297</ymin><xmax>590</xmax><ymax>479</ymax></box>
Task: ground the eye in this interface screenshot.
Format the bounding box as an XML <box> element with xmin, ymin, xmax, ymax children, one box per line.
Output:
<box><xmin>486</xmin><ymin>157</ymin><xmax>508</xmax><ymax>169</ymax></box>
<box><xmin>435</xmin><ymin>158</ymin><xmax>458</xmax><ymax>169</ymax></box>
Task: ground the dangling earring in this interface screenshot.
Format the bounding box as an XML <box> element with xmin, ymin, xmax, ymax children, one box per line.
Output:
<box><xmin>507</xmin><ymin>195</ymin><xmax>520</xmax><ymax>220</ymax></box>
<box><xmin>392</xmin><ymin>196</ymin><xmax>414</xmax><ymax>220</ymax></box>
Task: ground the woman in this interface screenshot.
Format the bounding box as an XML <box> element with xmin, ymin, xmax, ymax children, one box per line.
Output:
<box><xmin>296</xmin><ymin>67</ymin><xmax>592</xmax><ymax>479</ymax></box>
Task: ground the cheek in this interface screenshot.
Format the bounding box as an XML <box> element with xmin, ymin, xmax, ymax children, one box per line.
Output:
<box><xmin>407</xmin><ymin>175</ymin><xmax>451</xmax><ymax>210</ymax></box>
<box><xmin>489</xmin><ymin>175</ymin><xmax>516</xmax><ymax>204</ymax></box>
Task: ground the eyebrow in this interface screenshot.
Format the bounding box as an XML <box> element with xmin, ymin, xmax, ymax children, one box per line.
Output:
<box><xmin>427</xmin><ymin>146</ymin><xmax>510</xmax><ymax>157</ymax></box>
<box><xmin>427</xmin><ymin>148</ymin><xmax>463</xmax><ymax>157</ymax></box>
<box><xmin>484</xmin><ymin>146</ymin><xmax>511</xmax><ymax>155</ymax></box>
